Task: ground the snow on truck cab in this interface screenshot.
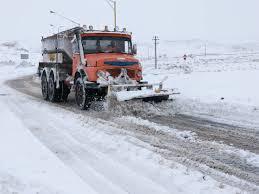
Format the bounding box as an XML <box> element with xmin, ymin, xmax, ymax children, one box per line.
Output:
<box><xmin>38</xmin><ymin>26</ymin><xmax>174</xmax><ymax>110</ymax></box>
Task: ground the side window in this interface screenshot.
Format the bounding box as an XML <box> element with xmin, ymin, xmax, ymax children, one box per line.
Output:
<box><xmin>123</xmin><ymin>41</ymin><xmax>132</xmax><ymax>54</ymax></box>
<box><xmin>124</xmin><ymin>41</ymin><xmax>129</xmax><ymax>53</ymax></box>
<box><xmin>72</xmin><ymin>39</ymin><xmax>79</xmax><ymax>53</ymax></box>
<box><xmin>128</xmin><ymin>42</ymin><xmax>133</xmax><ymax>54</ymax></box>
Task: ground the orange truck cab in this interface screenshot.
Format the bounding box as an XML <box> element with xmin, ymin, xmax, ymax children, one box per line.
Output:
<box><xmin>72</xmin><ymin>32</ymin><xmax>142</xmax><ymax>83</ymax></box>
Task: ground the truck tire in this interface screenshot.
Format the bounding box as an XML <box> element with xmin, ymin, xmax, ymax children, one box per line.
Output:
<box><xmin>61</xmin><ymin>81</ymin><xmax>70</xmax><ymax>102</ymax></box>
<box><xmin>41</xmin><ymin>73</ymin><xmax>48</xmax><ymax>100</ymax></box>
<box><xmin>48</xmin><ymin>75</ymin><xmax>61</xmax><ymax>102</ymax></box>
<box><xmin>75</xmin><ymin>77</ymin><xmax>91</xmax><ymax>110</ymax></box>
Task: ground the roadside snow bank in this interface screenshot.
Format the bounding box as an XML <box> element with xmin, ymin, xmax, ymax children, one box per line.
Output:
<box><xmin>143</xmin><ymin>52</ymin><xmax>259</xmax><ymax>129</ymax></box>
<box><xmin>145</xmin><ymin>70</ymin><xmax>259</xmax><ymax>107</ymax></box>
<box><xmin>120</xmin><ymin>116</ymin><xmax>196</xmax><ymax>141</ymax></box>
<box><xmin>224</xmin><ymin>149</ymin><xmax>259</xmax><ymax>168</ymax></box>
<box><xmin>0</xmin><ymin>61</ymin><xmax>97</xmax><ymax>194</ymax></box>
<box><xmin>0</xmin><ymin>100</ymin><xmax>97</xmax><ymax>194</ymax></box>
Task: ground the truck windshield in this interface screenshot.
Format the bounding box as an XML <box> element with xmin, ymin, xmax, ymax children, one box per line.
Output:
<box><xmin>82</xmin><ymin>37</ymin><xmax>133</xmax><ymax>54</ymax></box>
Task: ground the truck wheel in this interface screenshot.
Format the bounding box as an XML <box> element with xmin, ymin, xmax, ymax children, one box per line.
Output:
<box><xmin>61</xmin><ymin>82</ymin><xmax>70</xmax><ymax>102</ymax></box>
<box><xmin>48</xmin><ymin>75</ymin><xmax>61</xmax><ymax>102</ymax></box>
<box><xmin>75</xmin><ymin>77</ymin><xmax>91</xmax><ymax>110</ymax></box>
<box><xmin>41</xmin><ymin>73</ymin><xmax>48</xmax><ymax>100</ymax></box>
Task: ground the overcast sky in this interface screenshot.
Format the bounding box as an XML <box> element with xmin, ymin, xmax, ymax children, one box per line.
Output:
<box><xmin>0</xmin><ymin>0</ymin><xmax>258</xmax><ymax>48</ymax></box>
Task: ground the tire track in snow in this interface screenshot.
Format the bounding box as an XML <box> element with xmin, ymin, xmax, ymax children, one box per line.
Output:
<box><xmin>148</xmin><ymin>114</ymin><xmax>259</xmax><ymax>154</ymax></box>
<box><xmin>5</xmin><ymin>75</ymin><xmax>259</xmax><ymax>192</ymax></box>
<box><xmin>6</xmin><ymin>93</ymin><xmax>171</xmax><ymax>194</ymax></box>
<box><xmin>108</xmin><ymin>116</ymin><xmax>259</xmax><ymax>189</ymax></box>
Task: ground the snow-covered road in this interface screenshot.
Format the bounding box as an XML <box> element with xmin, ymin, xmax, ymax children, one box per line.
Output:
<box><xmin>1</xmin><ymin>44</ymin><xmax>259</xmax><ymax>193</ymax></box>
<box><xmin>2</xmin><ymin>72</ymin><xmax>258</xmax><ymax>193</ymax></box>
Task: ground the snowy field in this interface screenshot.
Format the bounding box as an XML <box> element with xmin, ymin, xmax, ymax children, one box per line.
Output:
<box><xmin>141</xmin><ymin>40</ymin><xmax>259</xmax><ymax>129</ymax></box>
<box><xmin>0</xmin><ymin>41</ymin><xmax>259</xmax><ymax>193</ymax></box>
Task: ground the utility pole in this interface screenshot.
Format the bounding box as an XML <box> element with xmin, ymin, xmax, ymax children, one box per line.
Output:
<box><xmin>204</xmin><ymin>43</ymin><xmax>207</xmax><ymax>56</ymax></box>
<box><xmin>105</xmin><ymin>0</ymin><xmax>117</xmax><ymax>31</ymax></box>
<box><xmin>114</xmin><ymin>1</ymin><xmax>117</xmax><ymax>30</ymax></box>
<box><xmin>153</xmin><ymin>36</ymin><xmax>159</xmax><ymax>69</ymax></box>
<box><xmin>147</xmin><ymin>47</ymin><xmax>150</xmax><ymax>59</ymax></box>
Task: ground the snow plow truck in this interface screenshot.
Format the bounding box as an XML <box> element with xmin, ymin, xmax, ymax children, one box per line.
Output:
<box><xmin>38</xmin><ymin>26</ymin><xmax>174</xmax><ymax>110</ymax></box>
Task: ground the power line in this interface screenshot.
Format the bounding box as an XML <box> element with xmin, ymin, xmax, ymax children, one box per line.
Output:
<box><xmin>50</xmin><ymin>10</ymin><xmax>80</xmax><ymax>27</ymax></box>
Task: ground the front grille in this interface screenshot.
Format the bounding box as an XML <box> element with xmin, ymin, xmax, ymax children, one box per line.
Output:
<box><xmin>106</xmin><ymin>69</ymin><xmax>135</xmax><ymax>79</ymax></box>
<box><xmin>104</xmin><ymin>61</ymin><xmax>138</xmax><ymax>66</ymax></box>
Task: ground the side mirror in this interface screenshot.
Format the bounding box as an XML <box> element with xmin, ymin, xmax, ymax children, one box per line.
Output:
<box><xmin>133</xmin><ymin>44</ymin><xmax>137</xmax><ymax>55</ymax></box>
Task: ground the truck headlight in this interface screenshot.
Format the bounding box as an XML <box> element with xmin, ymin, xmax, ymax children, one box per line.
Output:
<box><xmin>137</xmin><ymin>71</ymin><xmax>142</xmax><ymax>78</ymax></box>
<box><xmin>97</xmin><ymin>70</ymin><xmax>111</xmax><ymax>80</ymax></box>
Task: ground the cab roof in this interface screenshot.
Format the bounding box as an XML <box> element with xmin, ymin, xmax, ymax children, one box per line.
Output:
<box><xmin>81</xmin><ymin>32</ymin><xmax>132</xmax><ymax>39</ymax></box>
<box><xmin>43</xmin><ymin>27</ymin><xmax>132</xmax><ymax>40</ymax></box>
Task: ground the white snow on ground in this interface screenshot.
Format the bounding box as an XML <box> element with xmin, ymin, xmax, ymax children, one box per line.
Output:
<box><xmin>0</xmin><ymin>42</ymin><xmax>245</xmax><ymax>193</ymax></box>
<box><xmin>0</xmin><ymin>98</ymin><xmax>97</xmax><ymax>194</ymax></box>
<box><xmin>0</xmin><ymin>43</ymin><xmax>97</xmax><ymax>194</ymax></box>
<box><xmin>141</xmin><ymin>41</ymin><xmax>259</xmax><ymax>174</ymax></box>
<box><xmin>144</xmin><ymin>69</ymin><xmax>259</xmax><ymax>128</ymax></box>
<box><xmin>0</xmin><ymin>41</ymin><xmax>40</xmax><ymax>69</ymax></box>
<box><xmin>224</xmin><ymin>148</ymin><xmax>259</xmax><ymax>168</ymax></box>
<box><xmin>120</xmin><ymin>116</ymin><xmax>196</xmax><ymax>141</ymax></box>
<box><xmin>141</xmin><ymin>41</ymin><xmax>259</xmax><ymax>129</ymax></box>
<box><xmin>5</xmin><ymin>89</ymin><xmax>242</xmax><ymax>194</ymax></box>
<box><xmin>145</xmin><ymin>68</ymin><xmax>259</xmax><ymax>106</ymax></box>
